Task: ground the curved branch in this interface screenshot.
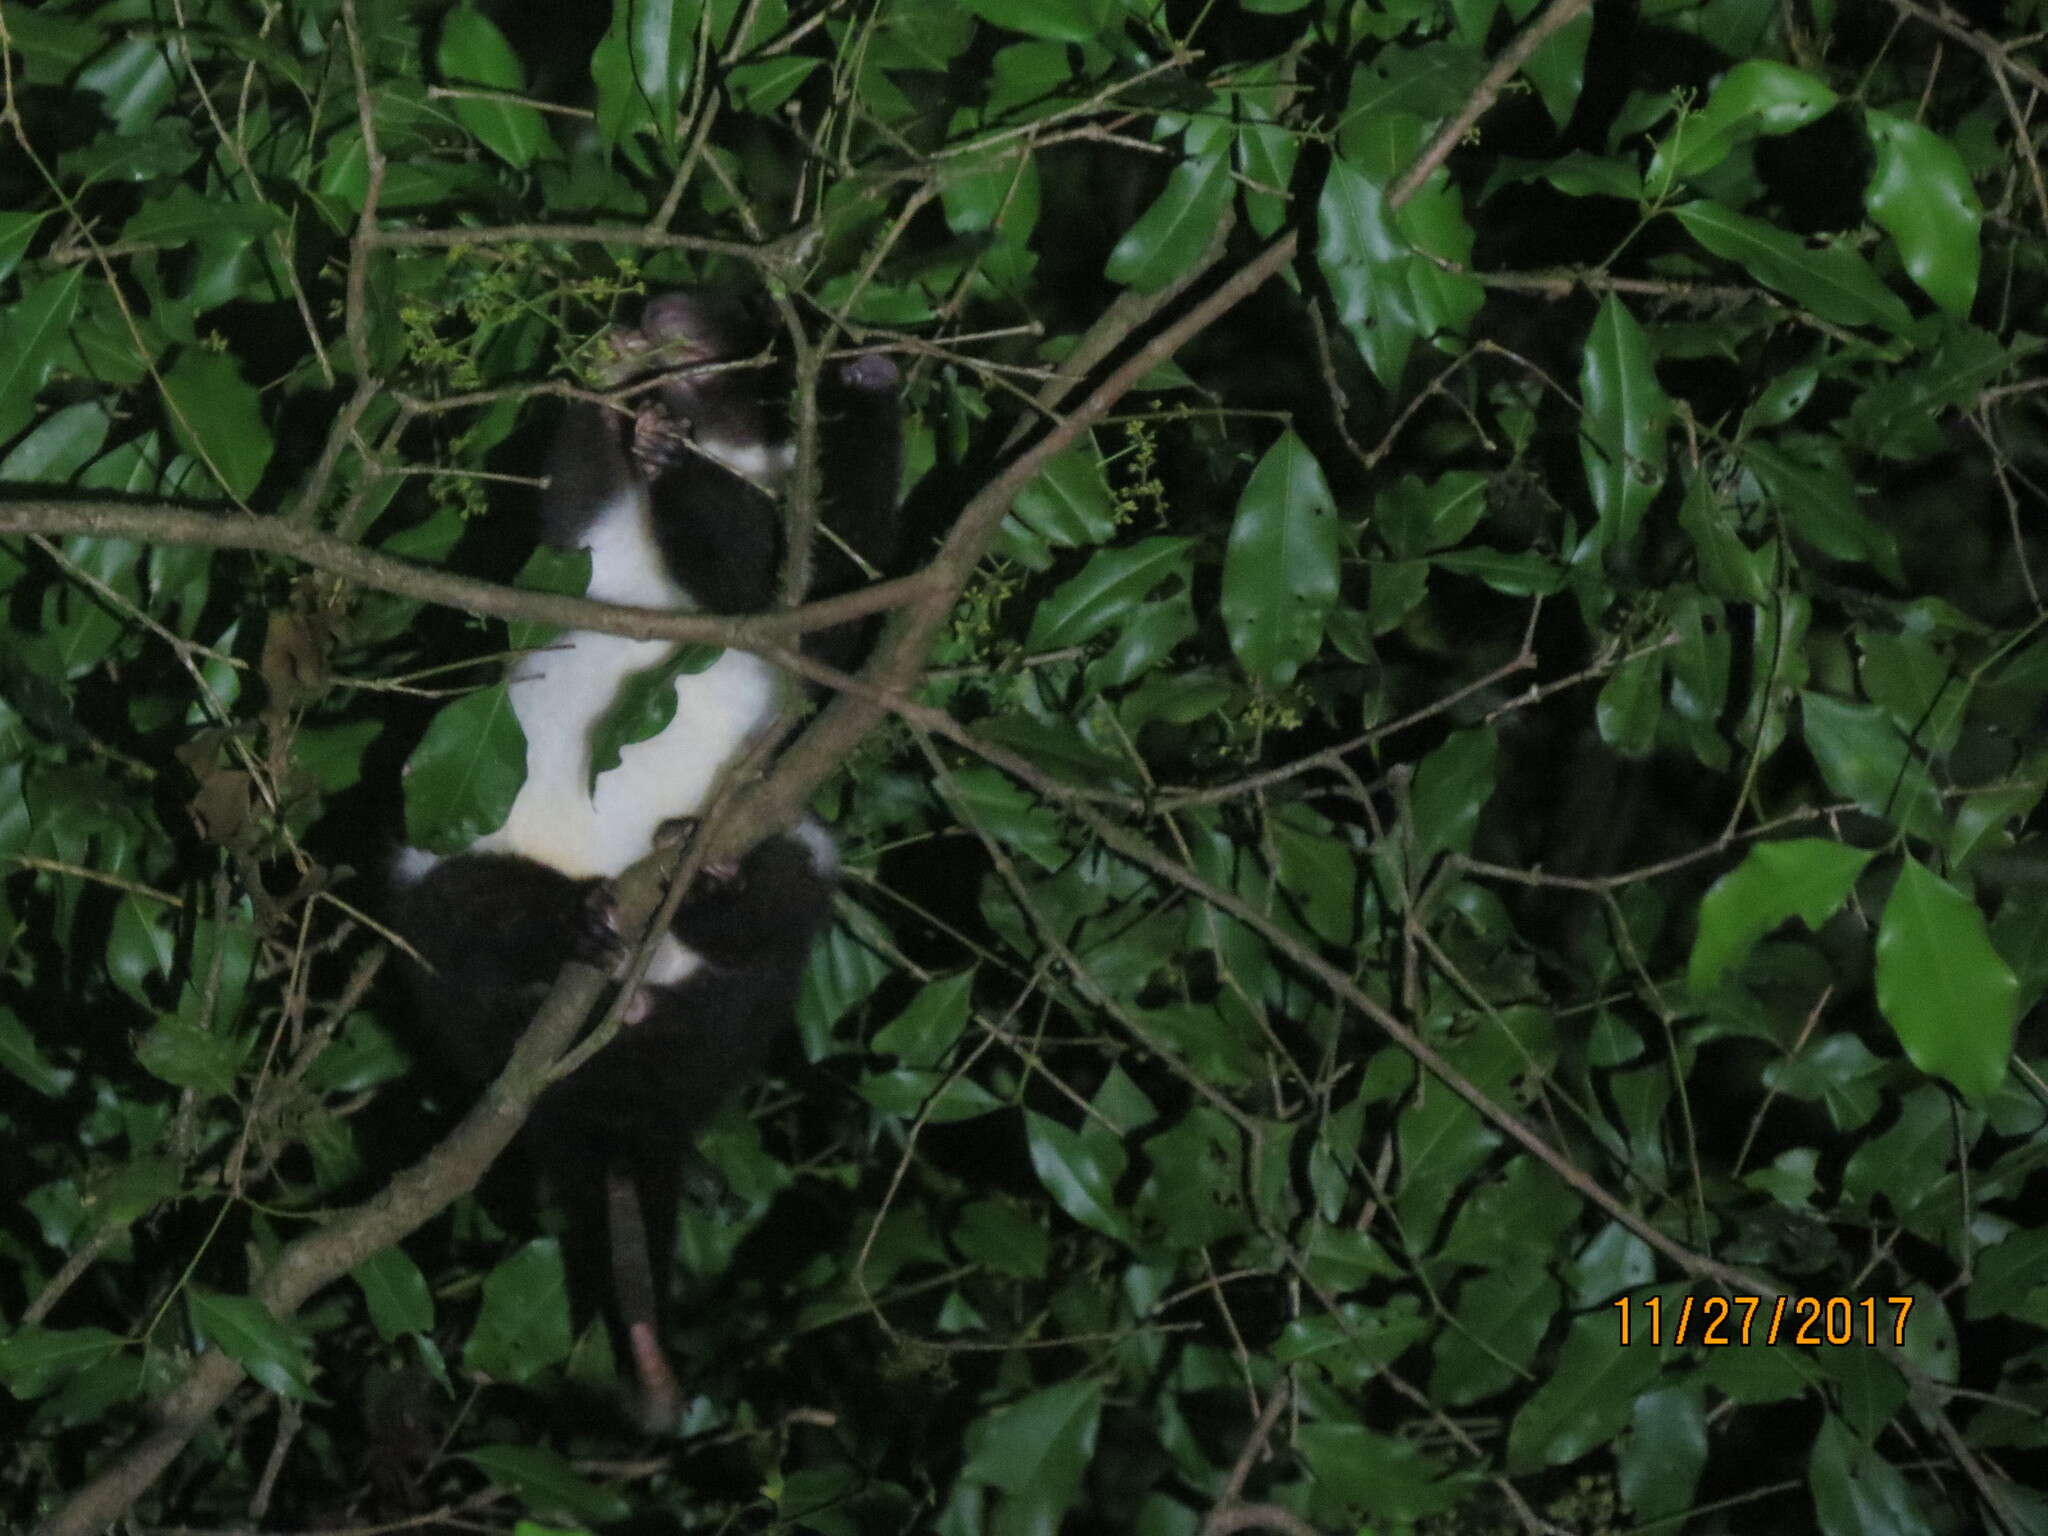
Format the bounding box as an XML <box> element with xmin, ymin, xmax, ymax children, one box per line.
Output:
<box><xmin>0</xmin><ymin>500</ymin><xmax>941</xmax><ymax>644</ymax></box>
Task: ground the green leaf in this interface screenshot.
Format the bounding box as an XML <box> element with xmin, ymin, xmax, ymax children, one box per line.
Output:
<box><xmin>438</xmin><ymin>7</ymin><xmax>546</xmax><ymax>169</ymax></box>
<box><xmin>961</xmin><ymin>1377</ymin><xmax>1102</xmax><ymax>1498</ymax></box>
<box><xmin>1269</xmin><ymin>809</ymin><xmax>1359</xmax><ymax>945</ymax></box>
<box><xmin>85</xmin><ymin>1157</ymin><xmax>182</xmax><ymax>1229</ymax></box>
<box><xmin>1950</xmin><ymin>775</ymin><xmax>2046</xmax><ymax>870</ymax></box>
<box><xmin>1647</xmin><ymin>61</ymin><xmax>1837</xmax><ymax>189</ymax></box>
<box><xmin>1677</xmin><ymin>477</ymin><xmax>1768</xmax><ymax>602</ymax></box>
<box><xmin>945</xmin><ymin>766</ymin><xmax>1070</xmax><ymax>871</ymax></box>
<box><xmin>187</xmin><ymin>1288</ymin><xmax>317</xmax><ymax>1400</ymax></box>
<box><xmin>728</xmin><ymin>56</ymin><xmax>821</xmax><ymax>115</ymax></box>
<box><xmin>1237</xmin><ymin>103</ymin><xmax>1300</xmax><ymax>237</ymax></box>
<box><xmin>1431</xmin><ymin>547</ymin><xmax>1566</xmax><ymax>595</ymax></box>
<box><xmin>1618</xmin><ymin>1386</ymin><xmax>1709</xmax><ymax>1522</ymax></box>
<box><xmin>160</xmin><ymin>348</ymin><xmax>273</xmax><ymax>501</ymax></box>
<box><xmin>1742</xmin><ymin>437</ymin><xmax>1900</xmax><ymax>581</ymax></box>
<box><xmin>1221</xmin><ymin>432</ymin><xmax>1339</xmax><ymax>686</ymax></box>
<box><xmin>1012</xmin><ymin>447</ymin><xmax>1118</xmax><ymax>548</ymax></box>
<box><xmin>1318</xmin><ymin>153</ymin><xmax>1421</xmax><ymax>386</ymax></box>
<box><xmin>1809</xmin><ymin>1415</ymin><xmax>1935</xmax><ymax>1536</ymax></box>
<box><xmin>587</xmin><ymin>643</ymin><xmax>723</xmax><ymax>786</ymax></box>
<box><xmin>0</xmin><ymin>1008</ymin><xmax>73</xmax><ymax>1097</ymax></box>
<box><xmin>352</xmin><ymin>1247</ymin><xmax>435</xmax><ymax>1341</ymax></box>
<box><xmin>0</xmin><ymin>209</ymin><xmax>47</xmax><ymax>285</ymax></box>
<box><xmin>403</xmin><ymin>682</ymin><xmax>527</xmax><ymax>851</ymax></box>
<box><xmin>1864</xmin><ymin>110</ymin><xmax>1982</xmax><ymax>318</ymax></box>
<box><xmin>1594</xmin><ymin>645</ymin><xmax>1663</xmax><ymax>758</ymax></box>
<box><xmin>1799</xmin><ymin>692</ymin><xmax>1944</xmax><ymax>839</ymax></box>
<box><xmin>1688</xmin><ymin>838</ymin><xmax>1875</xmax><ymax>994</ymax></box>
<box><xmin>464</xmin><ymin>1444</ymin><xmax>632</xmax><ymax>1526</ymax></box>
<box><xmin>1505</xmin><ymin>1309</ymin><xmax>1662</xmax><ymax>1471</ymax></box>
<box><xmin>1670</xmin><ymin>200</ymin><xmax>1912</xmax><ymax>333</ymax></box>
<box><xmin>857</xmin><ymin>1067</ymin><xmax>1005</xmax><ymax>1123</ymax></box>
<box><xmin>593</xmin><ymin>0</ymin><xmax>697</xmax><ymax>147</ymax></box>
<box><xmin>0</xmin><ymin>268</ymin><xmax>85</xmax><ymax>443</ymax></box>
<box><xmin>1025</xmin><ymin>536</ymin><xmax>1193</xmax><ymax>651</ymax></box>
<box><xmin>1578</xmin><ymin>296</ymin><xmax>1670</xmax><ymax>553</ymax></box>
<box><xmin>961</xmin><ymin>0</ymin><xmax>1109</xmax><ymax>45</ymax></box>
<box><xmin>120</xmin><ymin>185</ymin><xmax>285</xmax><ymax>252</ymax></box>
<box><xmin>1373</xmin><ymin>470</ymin><xmax>1489</xmax><ymax>557</ymax></box>
<box><xmin>1876</xmin><ymin>857</ymin><xmax>2018</xmax><ymax>1102</ymax></box>
<box><xmin>1085</xmin><ymin>592</ymin><xmax>1195</xmax><ymax>689</ymax></box>
<box><xmin>871</xmin><ymin>971</ymin><xmax>976</xmax><ymax>1068</ymax></box>
<box><xmin>0</xmin><ymin>1327</ymin><xmax>126</xmax><ymax>1399</ymax></box>
<box><xmin>136</xmin><ymin>1018</ymin><xmax>250</xmax><ymax>1099</ymax></box>
<box><xmin>464</xmin><ymin>1239</ymin><xmax>571</xmax><ymax>1384</ymax></box>
<box><xmin>954</xmin><ymin>1200</ymin><xmax>1049</xmax><ymax>1278</ymax></box>
<box><xmin>1430</xmin><ymin>1270</ymin><xmax>1558</xmax><ymax>1406</ymax></box>
<box><xmin>1104</xmin><ymin>153</ymin><xmax>1232</xmax><ymax>292</ymax></box>
<box><xmin>1408</xmin><ymin>727</ymin><xmax>1496</xmax><ymax>866</ymax></box>
<box><xmin>1024</xmin><ymin>1110</ymin><xmax>1129</xmax><ymax>1240</ymax></box>
<box><xmin>1297</xmin><ymin>1418</ymin><xmax>1460</xmax><ymax>1520</ymax></box>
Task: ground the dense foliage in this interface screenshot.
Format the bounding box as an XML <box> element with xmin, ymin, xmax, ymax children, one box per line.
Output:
<box><xmin>2</xmin><ymin>0</ymin><xmax>2045</xmax><ymax>1531</ymax></box>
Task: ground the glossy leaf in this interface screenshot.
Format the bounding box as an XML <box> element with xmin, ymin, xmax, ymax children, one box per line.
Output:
<box><xmin>464</xmin><ymin>1239</ymin><xmax>571</xmax><ymax>1384</ymax></box>
<box><xmin>961</xmin><ymin>1377</ymin><xmax>1102</xmax><ymax>1501</ymax></box>
<box><xmin>1594</xmin><ymin>646</ymin><xmax>1663</xmax><ymax>757</ymax></box>
<box><xmin>463</xmin><ymin>1444</ymin><xmax>632</xmax><ymax>1526</ymax></box>
<box><xmin>402</xmin><ymin>682</ymin><xmax>527</xmax><ymax>851</ymax></box>
<box><xmin>1505</xmin><ymin>1309</ymin><xmax>1662</xmax><ymax>1471</ymax></box>
<box><xmin>1407</xmin><ymin>727</ymin><xmax>1496</xmax><ymax>867</ymax></box>
<box><xmin>592</xmin><ymin>0</ymin><xmax>695</xmax><ymax>146</ymax></box>
<box><xmin>1876</xmin><ymin>857</ymin><xmax>2018</xmax><ymax>1102</ymax></box>
<box><xmin>1688</xmin><ymin>839</ymin><xmax>1875</xmax><ymax>994</ymax></box>
<box><xmin>438</xmin><ymin>7</ymin><xmax>546</xmax><ymax>169</ymax></box>
<box><xmin>1743</xmin><ymin>438</ymin><xmax>1901</xmax><ymax>581</ymax></box>
<box><xmin>1579</xmin><ymin>297</ymin><xmax>1670</xmax><ymax>551</ymax></box>
<box><xmin>0</xmin><ymin>1327</ymin><xmax>126</xmax><ymax>1398</ymax></box>
<box><xmin>1012</xmin><ymin>446</ymin><xmax>1118</xmax><ymax>548</ymax></box>
<box><xmin>0</xmin><ymin>1009</ymin><xmax>72</xmax><ymax>1097</ymax></box>
<box><xmin>1647</xmin><ymin>61</ymin><xmax>1837</xmax><ymax>189</ymax></box>
<box><xmin>871</xmin><ymin>970</ymin><xmax>976</xmax><ymax>1068</ymax></box>
<box><xmin>352</xmin><ymin>1247</ymin><xmax>435</xmax><ymax>1342</ymax></box>
<box><xmin>1104</xmin><ymin>153</ymin><xmax>1231</xmax><ymax>292</ymax></box>
<box><xmin>1025</xmin><ymin>1110</ymin><xmax>1129</xmax><ymax>1240</ymax></box>
<box><xmin>1865</xmin><ymin>110</ymin><xmax>1981</xmax><ymax>318</ymax></box>
<box><xmin>159</xmin><ymin>349</ymin><xmax>272</xmax><ymax>501</ymax></box>
<box><xmin>1025</xmin><ymin>536</ymin><xmax>1193</xmax><ymax>651</ymax></box>
<box><xmin>1618</xmin><ymin>1385</ymin><xmax>1709</xmax><ymax>1522</ymax></box>
<box><xmin>1221</xmin><ymin>432</ymin><xmax>1339</xmax><ymax>686</ymax></box>
<box><xmin>962</xmin><ymin>0</ymin><xmax>1109</xmax><ymax>43</ymax></box>
<box><xmin>1809</xmin><ymin>1416</ymin><xmax>1934</xmax><ymax>1536</ymax></box>
<box><xmin>0</xmin><ymin>268</ymin><xmax>85</xmax><ymax>443</ymax></box>
<box><xmin>1318</xmin><ymin>153</ymin><xmax>1421</xmax><ymax>385</ymax></box>
<box><xmin>1671</xmin><ymin>201</ymin><xmax>1913</xmax><ymax>333</ymax></box>
<box><xmin>587</xmin><ymin>644</ymin><xmax>723</xmax><ymax>786</ymax></box>
<box><xmin>187</xmin><ymin>1289</ymin><xmax>317</xmax><ymax>1400</ymax></box>
<box><xmin>1800</xmin><ymin>692</ymin><xmax>1945</xmax><ymax>839</ymax></box>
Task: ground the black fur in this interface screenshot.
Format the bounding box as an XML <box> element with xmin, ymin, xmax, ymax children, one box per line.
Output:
<box><xmin>392</xmin><ymin>290</ymin><xmax>900</xmax><ymax>1427</ymax></box>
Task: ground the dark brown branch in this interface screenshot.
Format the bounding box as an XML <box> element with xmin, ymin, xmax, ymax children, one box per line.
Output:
<box><xmin>0</xmin><ymin>501</ymin><xmax>941</xmax><ymax>644</ymax></box>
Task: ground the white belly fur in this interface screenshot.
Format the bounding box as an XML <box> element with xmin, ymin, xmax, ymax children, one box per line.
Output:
<box><xmin>472</xmin><ymin>481</ymin><xmax>784</xmax><ymax>880</ymax></box>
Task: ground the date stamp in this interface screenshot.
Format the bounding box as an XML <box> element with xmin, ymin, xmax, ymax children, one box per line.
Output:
<box><xmin>1613</xmin><ymin>1294</ymin><xmax>1914</xmax><ymax>1347</ymax></box>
